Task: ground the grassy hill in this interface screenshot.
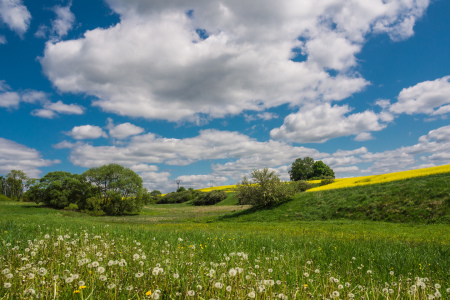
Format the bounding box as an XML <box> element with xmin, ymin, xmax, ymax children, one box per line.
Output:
<box><xmin>218</xmin><ymin>172</ymin><xmax>450</xmax><ymax>224</ymax></box>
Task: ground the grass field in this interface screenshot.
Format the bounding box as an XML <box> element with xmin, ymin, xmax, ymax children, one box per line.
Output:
<box><xmin>1</xmin><ymin>167</ymin><xmax>449</xmax><ymax>299</ymax></box>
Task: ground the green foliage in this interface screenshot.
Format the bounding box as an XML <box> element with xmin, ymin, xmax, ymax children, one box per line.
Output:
<box><xmin>3</xmin><ymin>170</ymin><xmax>29</xmax><ymax>201</ymax></box>
<box><xmin>0</xmin><ymin>194</ymin><xmax>11</xmax><ymax>201</ymax></box>
<box><xmin>157</xmin><ymin>189</ymin><xmax>200</xmax><ymax>204</ymax></box>
<box><xmin>64</xmin><ymin>203</ymin><xmax>79</xmax><ymax>210</ymax></box>
<box><xmin>320</xmin><ymin>177</ymin><xmax>335</xmax><ymax>186</ymax></box>
<box><xmin>289</xmin><ymin>157</ymin><xmax>335</xmax><ymax>181</ymax></box>
<box><xmin>291</xmin><ymin>180</ymin><xmax>314</xmax><ymax>191</ymax></box>
<box><xmin>26</xmin><ymin>171</ymin><xmax>95</xmax><ymax>209</ymax></box>
<box><xmin>83</xmin><ymin>164</ymin><xmax>144</xmax><ymax>215</ymax></box>
<box><xmin>193</xmin><ymin>190</ymin><xmax>228</xmax><ymax>206</ymax></box>
<box><xmin>150</xmin><ymin>190</ymin><xmax>162</xmax><ymax>196</ymax></box>
<box><xmin>235</xmin><ymin>168</ymin><xmax>300</xmax><ymax>207</ymax></box>
<box><xmin>176</xmin><ymin>186</ymin><xmax>186</xmax><ymax>193</ymax></box>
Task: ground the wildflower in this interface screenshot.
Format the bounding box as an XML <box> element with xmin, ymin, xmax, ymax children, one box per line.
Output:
<box><xmin>146</xmin><ymin>290</ymin><xmax>152</xmax><ymax>296</ymax></box>
<box><xmin>435</xmin><ymin>284</ymin><xmax>441</xmax><ymax>289</ymax></box>
<box><xmin>304</xmin><ymin>272</ymin><xmax>309</xmax><ymax>277</ymax></box>
<box><xmin>126</xmin><ymin>285</ymin><xmax>133</xmax><ymax>291</ymax></box>
<box><xmin>428</xmin><ymin>295</ymin><xmax>435</xmax><ymax>300</ymax></box>
<box><xmin>435</xmin><ymin>291</ymin><xmax>442</xmax><ymax>298</ymax></box>
<box><xmin>226</xmin><ymin>286</ymin><xmax>232</xmax><ymax>292</ymax></box>
<box><xmin>78</xmin><ymin>281</ymin><xmax>85</xmax><ymax>286</ymax></box>
<box><xmin>107</xmin><ymin>283</ymin><xmax>116</xmax><ymax>289</ymax></box>
<box><xmin>348</xmin><ymin>293</ymin><xmax>355</xmax><ymax>298</ymax></box>
<box><xmin>92</xmin><ymin>261</ymin><xmax>99</xmax><ymax>268</ymax></box>
<box><xmin>135</xmin><ymin>272</ymin><xmax>144</xmax><ymax>278</ymax></box>
<box><xmin>74</xmin><ymin>290</ymin><xmax>80</xmax><ymax>294</ymax></box>
<box><xmin>66</xmin><ymin>277</ymin><xmax>74</xmax><ymax>283</ymax></box>
<box><xmin>390</xmin><ymin>271</ymin><xmax>394</xmax><ymax>275</ymax></box>
<box><xmin>214</xmin><ymin>282</ymin><xmax>223</xmax><ymax>289</ymax></box>
<box><xmin>4</xmin><ymin>283</ymin><xmax>11</xmax><ymax>288</ymax></box>
<box><xmin>97</xmin><ymin>266</ymin><xmax>105</xmax><ymax>273</ymax></box>
<box><xmin>187</xmin><ymin>290</ymin><xmax>195</xmax><ymax>296</ymax></box>
<box><xmin>197</xmin><ymin>285</ymin><xmax>202</xmax><ymax>290</ymax></box>
<box><xmin>277</xmin><ymin>280</ymin><xmax>282</xmax><ymax>285</ymax></box>
<box><xmin>338</xmin><ymin>284</ymin><xmax>343</xmax><ymax>289</ymax></box>
<box><xmin>133</xmin><ymin>254</ymin><xmax>140</xmax><ymax>260</ymax></box>
<box><xmin>27</xmin><ymin>288</ymin><xmax>36</xmax><ymax>295</ymax></box>
<box><xmin>382</xmin><ymin>288</ymin><xmax>389</xmax><ymax>293</ymax></box>
<box><xmin>5</xmin><ymin>273</ymin><xmax>13</xmax><ymax>279</ymax></box>
<box><xmin>173</xmin><ymin>273</ymin><xmax>179</xmax><ymax>279</ymax></box>
<box><xmin>367</xmin><ymin>270</ymin><xmax>372</xmax><ymax>275</ymax></box>
<box><xmin>229</xmin><ymin>268</ymin><xmax>237</xmax><ymax>276</ymax></box>
<box><xmin>99</xmin><ymin>275</ymin><xmax>107</xmax><ymax>281</ymax></box>
<box><xmin>331</xmin><ymin>291</ymin><xmax>339</xmax><ymax>298</ymax></box>
<box><xmin>248</xmin><ymin>291</ymin><xmax>256</xmax><ymax>298</ymax></box>
<box><xmin>315</xmin><ymin>269</ymin><xmax>320</xmax><ymax>274</ymax></box>
<box><xmin>28</xmin><ymin>273</ymin><xmax>35</xmax><ymax>279</ymax></box>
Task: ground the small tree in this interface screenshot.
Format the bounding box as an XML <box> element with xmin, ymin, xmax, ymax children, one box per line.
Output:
<box><xmin>235</xmin><ymin>168</ymin><xmax>293</xmax><ymax>207</ymax></box>
<box><xmin>6</xmin><ymin>170</ymin><xmax>28</xmax><ymax>201</ymax></box>
<box><xmin>289</xmin><ymin>157</ymin><xmax>335</xmax><ymax>181</ymax></box>
<box><xmin>289</xmin><ymin>157</ymin><xmax>314</xmax><ymax>181</ymax></box>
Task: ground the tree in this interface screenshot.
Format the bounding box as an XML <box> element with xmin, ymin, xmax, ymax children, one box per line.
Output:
<box><xmin>235</xmin><ymin>168</ymin><xmax>295</xmax><ymax>207</ymax></box>
<box><xmin>312</xmin><ymin>161</ymin><xmax>335</xmax><ymax>179</ymax></box>
<box><xmin>6</xmin><ymin>170</ymin><xmax>28</xmax><ymax>201</ymax></box>
<box><xmin>289</xmin><ymin>157</ymin><xmax>315</xmax><ymax>181</ymax></box>
<box><xmin>289</xmin><ymin>157</ymin><xmax>335</xmax><ymax>181</ymax></box>
<box><xmin>83</xmin><ymin>164</ymin><xmax>144</xmax><ymax>215</ymax></box>
<box><xmin>26</xmin><ymin>171</ymin><xmax>95</xmax><ymax>209</ymax></box>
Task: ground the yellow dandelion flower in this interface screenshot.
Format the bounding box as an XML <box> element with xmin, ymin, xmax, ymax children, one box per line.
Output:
<box><xmin>145</xmin><ymin>290</ymin><xmax>152</xmax><ymax>296</ymax></box>
<box><xmin>80</xmin><ymin>285</ymin><xmax>86</xmax><ymax>289</ymax></box>
<box><xmin>74</xmin><ymin>290</ymin><xmax>80</xmax><ymax>294</ymax></box>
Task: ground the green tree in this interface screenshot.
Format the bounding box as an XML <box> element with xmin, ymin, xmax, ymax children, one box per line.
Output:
<box><xmin>26</xmin><ymin>171</ymin><xmax>94</xmax><ymax>209</ymax></box>
<box><xmin>312</xmin><ymin>161</ymin><xmax>335</xmax><ymax>179</ymax></box>
<box><xmin>235</xmin><ymin>168</ymin><xmax>294</xmax><ymax>207</ymax></box>
<box><xmin>83</xmin><ymin>164</ymin><xmax>144</xmax><ymax>215</ymax></box>
<box><xmin>289</xmin><ymin>157</ymin><xmax>315</xmax><ymax>181</ymax></box>
<box><xmin>6</xmin><ymin>170</ymin><xmax>28</xmax><ymax>201</ymax></box>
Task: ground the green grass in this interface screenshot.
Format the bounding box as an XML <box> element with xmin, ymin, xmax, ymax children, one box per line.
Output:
<box><xmin>0</xmin><ymin>173</ymin><xmax>449</xmax><ymax>299</ymax></box>
<box><xmin>217</xmin><ymin>172</ymin><xmax>450</xmax><ymax>224</ymax></box>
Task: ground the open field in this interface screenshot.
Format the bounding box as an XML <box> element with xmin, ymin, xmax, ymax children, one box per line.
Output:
<box><xmin>1</xmin><ymin>168</ymin><xmax>449</xmax><ymax>299</ymax></box>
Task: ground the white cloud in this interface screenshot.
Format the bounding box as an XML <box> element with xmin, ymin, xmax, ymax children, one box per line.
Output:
<box><xmin>40</xmin><ymin>0</ymin><xmax>428</xmax><ymax>122</ymax></box>
<box><xmin>65</xmin><ymin>125</ymin><xmax>108</xmax><ymax>140</ymax></box>
<box><xmin>109</xmin><ymin>122</ymin><xmax>144</xmax><ymax>139</ymax></box>
<box><xmin>244</xmin><ymin>112</ymin><xmax>278</xmax><ymax>122</ymax></box>
<box><xmin>418</xmin><ymin>125</ymin><xmax>450</xmax><ymax>143</ymax></box>
<box><xmin>332</xmin><ymin>147</ymin><xmax>368</xmax><ymax>157</ymax></box>
<box><xmin>35</xmin><ymin>2</ymin><xmax>75</xmax><ymax>40</ymax></box>
<box><xmin>270</xmin><ymin>103</ymin><xmax>387</xmax><ymax>143</ymax></box>
<box><xmin>65</xmin><ymin>129</ymin><xmax>326</xmax><ymax>171</ymax></box>
<box><xmin>354</xmin><ymin>132</ymin><xmax>374</xmax><ymax>141</ymax></box>
<box><xmin>45</xmin><ymin>100</ymin><xmax>84</xmax><ymax>115</ymax></box>
<box><xmin>0</xmin><ymin>35</ymin><xmax>6</xmax><ymax>44</ymax></box>
<box><xmin>0</xmin><ymin>91</ymin><xmax>20</xmax><ymax>108</ymax></box>
<box><xmin>0</xmin><ymin>0</ymin><xmax>31</xmax><ymax>36</ymax></box>
<box><xmin>130</xmin><ymin>164</ymin><xmax>159</xmax><ymax>172</ymax></box>
<box><xmin>0</xmin><ymin>137</ymin><xmax>59</xmax><ymax>177</ymax></box>
<box><xmin>31</xmin><ymin>109</ymin><xmax>57</xmax><ymax>119</ymax></box>
<box><xmin>389</xmin><ymin>76</ymin><xmax>450</xmax><ymax>115</ymax></box>
<box><xmin>52</xmin><ymin>140</ymin><xmax>84</xmax><ymax>149</ymax></box>
<box><xmin>174</xmin><ymin>174</ymin><xmax>228</xmax><ymax>190</ymax></box>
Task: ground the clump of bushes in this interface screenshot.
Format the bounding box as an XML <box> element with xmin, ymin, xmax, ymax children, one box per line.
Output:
<box><xmin>235</xmin><ymin>168</ymin><xmax>310</xmax><ymax>207</ymax></box>
<box><xmin>156</xmin><ymin>188</ymin><xmax>200</xmax><ymax>204</ymax></box>
<box><xmin>193</xmin><ymin>190</ymin><xmax>228</xmax><ymax>206</ymax></box>
<box><xmin>320</xmin><ymin>177</ymin><xmax>335</xmax><ymax>186</ymax></box>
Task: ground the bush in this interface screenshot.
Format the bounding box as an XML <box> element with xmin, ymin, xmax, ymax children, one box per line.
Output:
<box><xmin>193</xmin><ymin>190</ymin><xmax>227</xmax><ymax>206</ymax></box>
<box><xmin>64</xmin><ymin>203</ymin><xmax>79</xmax><ymax>210</ymax></box>
<box><xmin>320</xmin><ymin>178</ymin><xmax>335</xmax><ymax>186</ymax></box>
<box><xmin>235</xmin><ymin>168</ymin><xmax>297</xmax><ymax>207</ymax></box>
<box><xmin>291</xmin><ymin>180</ymin><xmax>313</xmax><ymax>192</ymax></box>
<box><xmin>0</xmin><ymin>195</ymin><xmax>11</xmax><ymax>201</ymax></box>
<box><xmin>157</xmin><ymin>190</ymin><xmax>200</xmax><ymax>204</ymax></box>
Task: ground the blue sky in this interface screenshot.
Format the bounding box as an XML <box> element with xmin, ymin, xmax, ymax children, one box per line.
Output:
<box><xmin>0</xmin><ymin>0</ymin><xmax>449</xmax><ymax>192</ymax></box>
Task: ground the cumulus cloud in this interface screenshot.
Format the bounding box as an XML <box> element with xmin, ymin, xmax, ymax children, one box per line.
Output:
<box><xmin>39</xmin><ymin>0</ymin><xmax>428</xmax><ymax>122</ymax></box>
<box><xmin>0</xmin><ymin>0</ymin><xmax>31</xmax><ymax>36</ymax></box>
<box><xmin>174</xmin><ymin>174</ymin><xmax>228</xmax><ymax>189</ymax></box>
<box><xmin>389</xmin><ymin>76</ymin><xmax>450</xmax><ymax>115</ymax></box>
<box><xmin>65</xmin><ymin>125</ymin><xmax>108</xmax><ymax>140</ymax></box>
<box><xmin>270</xmin><ymin>103</ymin><xmax>387</xmax><ymax>143</ymax></box>
<box><xmin>35</xmin><ymin>2</ymin><xmax>75</xmax><ymax>40</ymax></box>
<box><xmin>0</xmin><ymin>137</ymin><xmax>59</xmax><ymax>177</ymax></box>
<box><xmin>108</xmin><ymin>122</ymin><xmax>145</xmax><ymax>139</ymax></box>
<box><xmin>354</xmin><ymin>132</ymin><xmax>374</xmax><ymax>141</ymax></box>
<box><xmin>31</xmin><ymin>101</ymin><xmax>85</xmax><ymax>118</ymax></box>
<box><xmin>0</xmin><ymin>35</ymin><xmax>6</xmax><ymax>44</ymax></box>
<box><xmin>31</xmin><ymin>109</ymin><xmax>57</xmax><ymax>119</ymax></box>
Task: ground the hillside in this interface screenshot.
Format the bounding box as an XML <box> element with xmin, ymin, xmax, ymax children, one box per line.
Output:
<box><xmin>218</xmin><ymin>172</ymin><xmax>450</xmax><ymax>224</ymax></box>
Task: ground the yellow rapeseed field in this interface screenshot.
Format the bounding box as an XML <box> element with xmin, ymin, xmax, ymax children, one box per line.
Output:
<box><xmin>307</xmin><ymin>164</ymin><xmax>450</xmax><ymax>192</ymax></box>
<box><xmin>196</xmin><ymin>164</ymin><xmax>450</xmax><ymax>193</ymax></box>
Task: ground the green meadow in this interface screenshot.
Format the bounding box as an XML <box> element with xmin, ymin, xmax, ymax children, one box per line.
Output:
<box><xmin>1</xmin><ymin>172</ymin><xmax>449</xmax><ymax>299</ymax></box>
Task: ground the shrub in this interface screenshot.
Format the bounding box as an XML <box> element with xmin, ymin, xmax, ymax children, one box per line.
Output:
<box><xmin>193</xmin><ymin>190</ymin><xmax>228</xmax><ymax>206</ymax></box>
<box><xmin>292</xmin><ymin>180</ymin><xmax>313</xmax><ymax>192</ymax></box>
<box><xmin>64</xmin><ymin>203</ymin><xmax>79</xmax><ymax>210</ymax></box>
<box><xmin>235</xmin><ymin>168</ymin><xmax>296</xmax><ymax>207</ymax></box>
<box><xmin>157</xmin><ymin>190</ymin><xmax>200</xmax><ymax>204</ymax></box>
<box><xmin>0</xmin><ymin>194</ymin><xmax>11</xmax><ymax>201</ymax></box>
<box><xmin>320</xmin><ymin>178</ymin><xmax>335</xmax><ymax>186</ymax></box>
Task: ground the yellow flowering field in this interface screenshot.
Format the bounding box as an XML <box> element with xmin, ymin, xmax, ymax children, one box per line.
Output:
<box><xmin>307</xmin><ymin>164</ymin><xmax>450</xmax><ymax>192</ymax></box>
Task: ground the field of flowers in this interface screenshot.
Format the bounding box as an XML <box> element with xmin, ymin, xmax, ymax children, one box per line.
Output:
<box><xmin>1</xmin><ymin>217</ymin><xmax>449</xmax><ymax>299</ymax></box>
<box><xmin>307</xmin><ymin>164</ymin><xmax>450</xmax><ymax>192</ymax></box>
<box><xmin>197</xmin><ymin>165</ymin><xmax>450</xmax><ymax>194</ymax></box>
